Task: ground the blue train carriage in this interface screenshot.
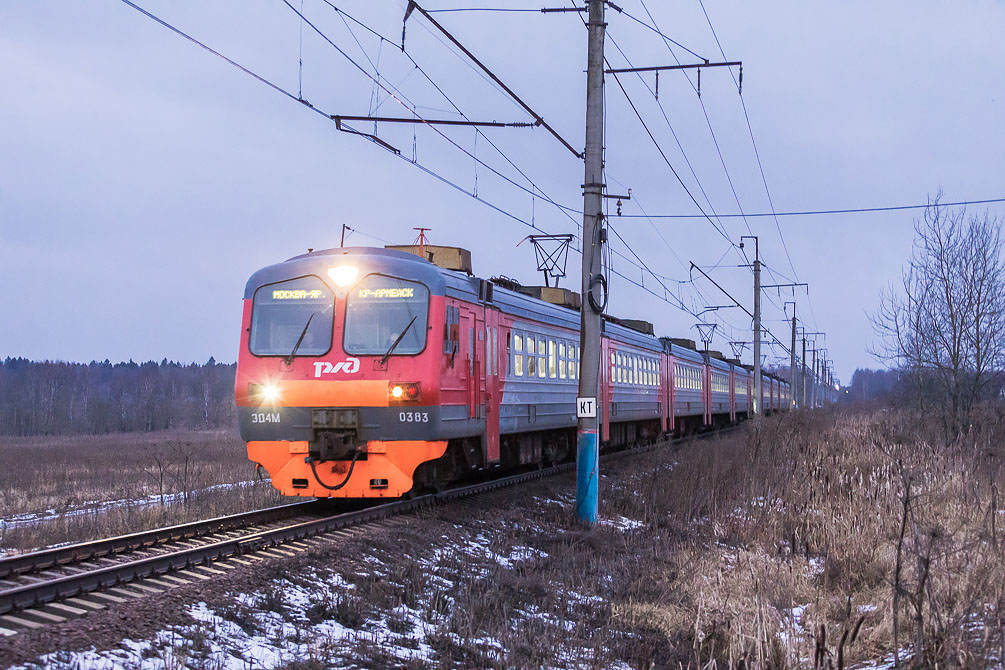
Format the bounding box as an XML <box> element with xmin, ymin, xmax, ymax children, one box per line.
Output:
<box><xmin>600</xmin><ymin>316</ymin><xmax>665</xmax><ymax>446</ymax></box>
<box><xmin>704</xmin><ymin>350</ymin><xmax>735</xmax><ymax>427</ymax></box>
<box><xmin>662</xmin><ymin>337</ymin><xmax>706</xmax><ymax>435</ymax></box>
<box><xmin>734</xmin><ymin>362</ymin><xmax>752</xmax><ymax>417</ymax></box>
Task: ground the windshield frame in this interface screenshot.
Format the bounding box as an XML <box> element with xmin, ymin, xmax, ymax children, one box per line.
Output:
<box><xmin>342</xmin><ymin>272</ymin><xmax>431</xmax><ymax>358</ymax></box>
<box><xmin>248</xmin><ymin>274</ymin><xmax>335</xmax><ymax>359</ymax></box>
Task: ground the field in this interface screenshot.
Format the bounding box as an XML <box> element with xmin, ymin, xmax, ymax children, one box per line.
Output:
<box><xmin>6</xmin><ymin>407</ymin><xmax>1005</xmax><ymax>669</ymax></box>
<box><xmin>0</xmin><ymin>430</ymin><xmax>288</xmax><ymax>554</ymax></box>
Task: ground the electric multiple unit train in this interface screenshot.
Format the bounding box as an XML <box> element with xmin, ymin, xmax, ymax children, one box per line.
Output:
<box><xmin>235</xmin><ymin>244</ymin><xmax>791</xmax><ymax>499</ymax></box>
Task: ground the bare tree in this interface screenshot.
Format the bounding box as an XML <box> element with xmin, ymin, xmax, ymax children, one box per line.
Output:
<box><xmin>871</xmin><ymin>194</ymin><xmax>1005</xmax><ymax>433</ymax></box>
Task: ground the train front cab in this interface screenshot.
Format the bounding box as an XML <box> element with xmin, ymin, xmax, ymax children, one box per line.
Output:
<box><xmin>236</xmin><ymin>248</ymin><xmax>464</xmax><ymax>499</ymax></box>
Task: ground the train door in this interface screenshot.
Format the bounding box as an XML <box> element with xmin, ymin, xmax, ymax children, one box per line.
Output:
<box><xmin>483</xmin><ymin>309</ymin><xmax>501</xmax><ymax>463</ymax></box>
<box><xmin>462</xmin><ymin>308</ymin><xmax>480</xmax><ymax>420</ymax></box>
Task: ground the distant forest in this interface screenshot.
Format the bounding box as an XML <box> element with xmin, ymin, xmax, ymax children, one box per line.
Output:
<box><xmin>0</xmin><ymin>358</ymin><xmax>236</xmax><ymax>437</ymax></box>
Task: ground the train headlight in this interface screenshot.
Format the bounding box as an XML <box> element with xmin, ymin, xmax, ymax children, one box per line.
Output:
<box><xmin>250</xmin><ymin>382</ymin><xmax>281</xmax><ymax>405</ymax></box>
<box><xmin>261</xmin><ymin>383</ymin><xmax>281</xmax><ymax>404</ymax></box>
<box><xmin>327</xmin><ymin>265</ymin><xmax>359</xmax><ymax>287</ymax></box>
<box><xmin>389</xmin><ymin>382</ymin><xmax>421</xmax><ymax>403</ymax></box>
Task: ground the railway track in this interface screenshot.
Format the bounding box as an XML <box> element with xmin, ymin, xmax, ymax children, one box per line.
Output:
<box><xmin>0</xmin><ymin>426</ymin><xmax>741</xmax><ymax>636</ymax></box>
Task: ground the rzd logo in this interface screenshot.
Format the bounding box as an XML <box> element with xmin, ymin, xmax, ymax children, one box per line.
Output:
<box><xmin>313</xmin><ymin>358</ymin><xmax>360</xmax><ymax>378</ymax></box>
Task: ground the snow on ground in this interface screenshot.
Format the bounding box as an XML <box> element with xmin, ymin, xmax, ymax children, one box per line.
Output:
<box><xmin>598</xmin><ymin>515</ymin><xmax>645</xmax><ymax>532</ymax></box>
<box><xmin>8</xmin><ymin>522</ymin><xmax>572</xmax><ymax>669</ymax></box>
<box><xmin>0</xmin><ymin>480</ymin><xmax>270</xmax><ymax>530</ymax></box>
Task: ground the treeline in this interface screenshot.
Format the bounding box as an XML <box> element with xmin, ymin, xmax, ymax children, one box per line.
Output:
<box><xmin>0</xmin><ymin>358</ymin><xmax>236</xmax><ymax>436</ymax></box>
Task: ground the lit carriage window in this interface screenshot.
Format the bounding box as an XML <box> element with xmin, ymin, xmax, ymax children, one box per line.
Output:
<box><xmin>610</xmin><ymin>352</ymin><xmax>616</xmax><ymax>379</ymax></box>
<box><xmin>526</xmin><ymin>337</ymin><xmax>535</xmax><ymax>355</ymax></box>
<box><xmin>548</xmin><ymin>340</ymin><xmax>557</xmax><ymax>379</ymax></box>
<box><xmin>538</xmin><ymin>338</ymin><xmax>547</xmax><ymax>378</ymax></box>
<box><xmin>559</xmin><ymin>342</ymin><xmax>566</xmax><ymax>379</ymax></box>
<box><xmin>570</xmin><ymin>358</ymin><xmax>576</xmax><ymax>380</ymax></box>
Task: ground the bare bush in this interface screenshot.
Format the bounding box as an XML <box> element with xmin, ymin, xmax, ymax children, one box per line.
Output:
<box><xmin>871</xmin><ymin>194</ymin><xmax>1005</xmax><ymax>433</ymax></box>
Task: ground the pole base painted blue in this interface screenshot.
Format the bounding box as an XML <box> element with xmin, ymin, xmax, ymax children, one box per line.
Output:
<box><xmin>576</xmin><ymin>429</ymin><xmax>599</xmax><ymax>524</ymax></box>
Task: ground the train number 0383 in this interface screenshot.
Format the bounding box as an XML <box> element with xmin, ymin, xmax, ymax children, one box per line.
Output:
<box><xmin>399</xmin><ymin>412</ymin><xmax>429</xmax><ymax>423</ymax></box>
<box><xmin>251</xmin><ymin>412</ymin><xmax>281</xmax><ymax>423</ymax></box>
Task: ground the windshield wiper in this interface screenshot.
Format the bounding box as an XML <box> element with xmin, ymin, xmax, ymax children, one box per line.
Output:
<box><xmin>284</xmin><ymin>313</ymin><xmax>315</xmax><ymax>365</ymax></box>
<box><xmin>380</xmin><ymin>316</ymin><xmax>418</xmax><ymax>366</ymax></box>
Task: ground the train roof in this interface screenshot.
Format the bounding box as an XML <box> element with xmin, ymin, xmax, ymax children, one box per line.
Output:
<box><xmin>244</xmin><ymin>245</ymin><xmax>761</xmax><ymax>368</ymax></box>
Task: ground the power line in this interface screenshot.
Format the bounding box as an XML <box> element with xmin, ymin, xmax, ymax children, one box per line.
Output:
<box><xmin>604</xmin><ymin>33</ymin><xmax>733</xmax><ymax>247</ymax></box>
<box><xmin>611</xmin><ymin>197</ymin><xmax>1005</xmax><ymax>218</ymax></box>
<box><xmin>637</xmin><ymin>0</ymin><xmax>753</xmax><ymax>240</ymax></box>
<box><xmin>692</xmin><ymin>0</ymin><xmax>818</xmax><ymax>333</ymax></box>
<box><xmin>608</xmin><ymin>72</ymin><xmax>733</xmax><ymax>245</ymax></box>
<box><xmin>617</xmin><ymin>8</ymin><xmax>705</xmax><ymax>60</ymax></box>
<box><xmin>116</xmin><ymin>0</ymin><xmax>558</xmax><ymax>236</ymax></box>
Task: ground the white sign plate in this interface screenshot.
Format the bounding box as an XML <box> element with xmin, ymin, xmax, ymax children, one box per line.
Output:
<box><xmin>576</xmin><ymin>397</ymin><xmax>597</xmax><ymax>418</ymax></box>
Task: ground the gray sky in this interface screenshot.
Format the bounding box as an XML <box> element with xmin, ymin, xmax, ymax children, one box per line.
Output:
<box><xmin>2</xmin><ymin>1</ymin><xmax>1003</xmax><ymax>383</ymax></box>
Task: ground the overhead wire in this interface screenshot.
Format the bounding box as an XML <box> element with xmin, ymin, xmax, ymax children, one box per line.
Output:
<box><xmin>613</xmin><ymin>197</ymin><xmax>1005</xmax><ymax>218</ymax></box>
<box><xmin>692</xmin><ymin>0</ymin><xmax>821</xmax><ymax>335</ymax></box>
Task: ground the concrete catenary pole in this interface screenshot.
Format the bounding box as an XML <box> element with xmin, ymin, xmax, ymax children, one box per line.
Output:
<box><xmin>811</xmin><ymin>348</ymin><xmax>818</xmax><ymax>408</ymax></box>
<box><xmin>801</xmin><ymin>333</ymin><xmax>807</xmax><ymax>408</ymax></box>
<box><xmin>576</xmin><ymin>0</ymin><xmax>605</xmax><ymax>525</ymax></box>
<box><xmin>789</xmin><ymin>305</ymin><xmax>797</xmax><ymax>409</ymax></box>
<box><xmin>742</xmin><ymin>236</ymin><xmax>761</xmax><ymax>415</ymax></box>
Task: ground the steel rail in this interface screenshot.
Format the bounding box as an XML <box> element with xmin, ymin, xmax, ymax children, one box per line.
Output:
<box><xmin>0</xmin><ymin>425</ymin><xmax>745</xmax><ymax>617</ymax></box>
<box><xmin>0</xmin><ymin>463</ymin><xmax>574</xmax><ymax>615</ymax></box>
<box><xmin>0</xmin><ymin>500</ymin><xmax>327</xmax><ymax>579</ymax></box>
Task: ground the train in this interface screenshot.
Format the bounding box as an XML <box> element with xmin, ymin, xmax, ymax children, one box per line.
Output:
<box><xmin>235</xmin><ymin>244</ymin><xmax>791</xmax><ymax>499</ymax></box>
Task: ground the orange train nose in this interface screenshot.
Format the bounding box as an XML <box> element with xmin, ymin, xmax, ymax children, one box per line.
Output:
<box><xmin>247</xmin><ymin>439</ymin><xmax>448</xmax><ymax>498</ymax></box>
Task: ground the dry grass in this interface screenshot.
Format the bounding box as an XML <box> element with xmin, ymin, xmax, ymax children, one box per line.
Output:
<box><xmin>8</xmin><ymin>409</ymin><xmax>1005</xmax><ymax>669</ymax></box>
<box><xmin>0</xmin><ymin>430</ymin><xmax>288</xmax><ymax>553</ymax></box>
<box><xmin>598</xmin><ymin>408</ymin><xmax>1005</xmax><ymax>668</ymax></box>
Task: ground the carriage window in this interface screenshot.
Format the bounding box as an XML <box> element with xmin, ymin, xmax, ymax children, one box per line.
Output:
<box><xmin>559</xmin><ymin>342</ymin><xmax>567</xmax><ymax>379</ymax></box>
<box><xmin>250</xmin><ymin>276</ymin><xmax>334</xmax><ymax>357</ymax></box>
<box><xmin>526</xmin><ymin>352</ymin><xmax>535</xmax><ymax>377</ymax></box>
<box><xmin>344</xmin><ymin>275</ymin><xmax>429</xmax><ymax>356</ymax></box>
<box><xmin>526</xmin><ymin>337</ymin><xmax>535</xmax><ymax>355</ymax></box>
<box><xmin>548</xmin><ymin>340</ymin><xmax>557</xmax><ymax>378</ymax></box>
<box><xmin>538</xmin><ymin>339</ymin><xmax>547</xmax><ymax>378</ymax></box>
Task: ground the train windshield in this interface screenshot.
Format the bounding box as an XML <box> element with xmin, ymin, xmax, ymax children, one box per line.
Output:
<box><xmin>249</xmin><ymin>276</ymin><xmax>334</xmax><ymax>357</ymax></box>
<box><xmin>343</xmin><ymin>274</ymin><xmax>429</xmax><ymax>356</ymax></box>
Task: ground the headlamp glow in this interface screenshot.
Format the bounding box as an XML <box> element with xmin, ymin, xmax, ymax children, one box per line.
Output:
<box><xmin>260</xmin><ymin>383</ymin><xmax>281</xmax><ymax>404</ymax></box>
<box><xmin>327</xmin><ymin>265</ymin><xmax>359</xmax><ymax>287</ymax></box>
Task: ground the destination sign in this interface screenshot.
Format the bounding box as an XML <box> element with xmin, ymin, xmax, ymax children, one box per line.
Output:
<box><xmin>356</xmin><ymin>287</ymin><xmax>416</xmax><ymax>300</ymax></box>
<box><xmin>271</xmin><ymin>289</ymin><xmax>326</xmax><ymax>300</ymax></box>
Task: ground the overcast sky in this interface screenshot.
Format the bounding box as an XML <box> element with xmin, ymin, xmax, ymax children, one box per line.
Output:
<box><xmin>2</xmin><ymin>1</ymin><xmax>1003</xmax><ymax>383</ymax></box>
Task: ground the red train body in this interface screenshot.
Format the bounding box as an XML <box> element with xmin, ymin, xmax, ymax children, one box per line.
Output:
<box><xmin>235</xmin><ymin>245</ymin><xmax>791</xmax><ymax>498</ymax></box>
